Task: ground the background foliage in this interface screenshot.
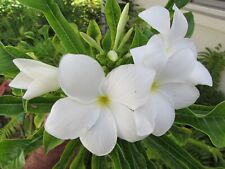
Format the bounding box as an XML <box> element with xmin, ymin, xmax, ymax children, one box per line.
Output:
<box><xmin>0</xmin><ymin>0</ymin><xmax>225</xmax><ymax>169</ymax></box>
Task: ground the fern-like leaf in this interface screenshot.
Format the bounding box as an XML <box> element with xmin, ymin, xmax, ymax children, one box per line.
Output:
<box><xmin>0</xmin><ymin>114</ymin><xmax>23</xmax><ymax>140</ymax></box>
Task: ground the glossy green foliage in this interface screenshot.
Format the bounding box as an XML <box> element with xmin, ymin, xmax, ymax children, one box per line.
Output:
<box><xmin>0</xmin><ymin>96</ymin><xmax>60</xmax><ymax>116</ymax></box>
<box><xmin>43</xmin><ymin>131</ymin><xmax>63</xmax><ymax>154</ymax></box>
<box><xmin>176</xmin><ymin>102</ymin><xmax>225</xmax><ymax>148</ymax></box>
<box><xmin>105</xmin><ymin>0</ymin><xmax>121</xmax><ymax>46</ymax></box>
<box><xmin>0</xmin><ymin>0</ymin><xmax>224</xmax><ymax>169</ymax></box>
<box><xmin>166</xmin><ymin>0</ymin><xmax>190</xmax><ymax>9</ymax></box>
<box><xmin>18</xmin><ymin>0</ymin><xmax>86</xmax><ymax>54</ymax></box>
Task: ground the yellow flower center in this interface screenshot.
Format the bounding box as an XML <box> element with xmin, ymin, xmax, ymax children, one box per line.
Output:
<box><xmin>97</xmin><ymin>95</ymin><xmax>110</xmax><ymax>107</ymax></box>
<box><xmin>151</xmin><ymin>81</ymin><xmax>159</xmax><ymax>92</ymax></box>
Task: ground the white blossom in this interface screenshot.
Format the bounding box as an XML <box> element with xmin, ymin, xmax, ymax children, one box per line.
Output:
<box><xmin>45</xmin><ymin>54</ymin><xmax>155</xmax><ymax>156</ymax></box>
<box><xmin>9</xmin><ymin>59</ymin><xmax>59</xmax><ymax>100</ymax></box>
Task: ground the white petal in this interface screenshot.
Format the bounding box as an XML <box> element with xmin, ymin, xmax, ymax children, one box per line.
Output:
<box><xmin>130</xmin><ymin>45</ymin><xmax>149</xmax><ymax>65</ymax></box>
<box><xmin>159</xmin><ymin>49</ymin><xmax>195</xmax><ymax>83</ymax></box>
<box><xmin>45</xmin><ymin>98</ymin><xmax>100</xmax><ymax>140</ymax></box>
<box><xmin>9</xmin><ymin>72</ymin><xmax>32</xmax><ymax>89</ymax></box>
<box><xmin>134</xmin><ymin>97</ymin><xmax>157</xmax><ymax>136</ymax></box>
<box><xmin>171</xmin><ymin>39</ymin><xmax>197</xmax><ymax>57</ymax></box>
<box><xmin>169</xmin><ymin>5</ymin><xmax>188</xmax><ymax>42</ymax></box>
<box><xmin>59</xmin><ymin>54</ymin><xmax>105</xmax><ymax>103</ymax></box>
<box><xmin>23</xmin><ymin>75</ymin><xmax>59</xmax><ymax>100</ymax></box>
<box><xmin>102</xmin><ymin>64</ymin><xmax>155</xmax><ymax>110</ymax></box>
<box><xmin>159</xmin><ymin>83</ymin><xmax>200</xmax><ymax>109</ymax></box>
<box><xmin>111</xmin><ymin>103</ymin><xmax>146</xmax><ymax>142</ymax></box>
<box><xmin>152</xmin><ymin>94</ymin><xmax>175</xmax><ymax>136</ymax></box>
<box><xmin>13</xmin><ymin>59</ymin><xmax>57</xmax><ymax>78</ymax></box>
<box><xmin>139</xmin><ymin>6</ymin><xmax>170</xmax><ymax>35</ymax></box>
<box><xmin>80</xmin><ymin>109</ymin><xmax>117</xmax><ymax>156</ymax></box>
<box><xmin>189</xmin><ymin>61</ymin><xmax>213</xmax><ymax>86</ymax></box>
<box><xmin>131</xmin><ymin>35</ymin><xmax>166</xmax><ymax>71</ymax></box>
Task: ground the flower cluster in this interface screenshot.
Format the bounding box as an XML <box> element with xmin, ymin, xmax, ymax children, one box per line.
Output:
<box><xmin>9</xmin><ymin>5</ymin><xmax>212</xmax><ymax>156</ymax></box>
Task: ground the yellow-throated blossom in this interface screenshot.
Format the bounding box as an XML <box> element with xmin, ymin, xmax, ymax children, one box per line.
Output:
<box><xmin>45</xmin><ymin>54</ymin><xmax>155</xmax><ymax>156</ymax></box>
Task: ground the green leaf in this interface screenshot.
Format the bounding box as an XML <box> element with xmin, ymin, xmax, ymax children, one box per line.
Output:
<box><xmin>116</xmin><ymin>145</ymin><xmax>131</xmax><ymax>169</ymax></box>
<box><xmin>165</xmin><ymin>0</ymin><xmax>190</xmax><ymax>9</ymax></box>
<box><xmin>53</xmin><ymin>140</ymin><xmax>80</xmax><ymax>169</ymax></box>
<box><xmin>0</xmin><ymin>114</ymin><xmax>23</xmax><ymax>140</ymax></box>
<box><xmin>105</xmin><ymin>0</ymin><xmax>121</xmax><ymax>46</ymax></box>
<box><xmin>80</xmin><ymin>32</ymin><xmax>104</xmax><ymax>53</ymax></box>
<box><xmin>169</xmin><ymin>126</ymin><xmax>192</xmax><ymax>146</ymax></box>
<box><xmin>102</xmin><ymin>31</ymin><xmax>112</xmax><ymax>51</ymax></box>
<box><xmin>0</xmin><ymin>139</ymin><xmax>29</xmax><ymax>167</ymax></box>
<box><xmin>110</xmin><ymin>149</ymin><xmax>123</xmax><ymax>169</ymax></box>
<box><xmin>3</xmin><ymin>151</ymin><xmax>25</xmax><ymax>169</ymax></box>
<box><xmin>0</xmin><ymin>42</ymin><xmax>18</xmax><ymax>77</ymax></box>
<box><xmin>176</xmin><ymin>101</ymin><xmax>225</xmax><ymax>148</ymax></box>
<box><xmin>17</xmin><ymin>0</ymin><xmax>48</xmax><ymax>11</ymax></box>
<box><xmin>130</xmin><ymin>27</ymin><xmax>148</xmax><ymax>49</ymax></box>
<box><xmin>43</xmin><ymin>131</ymin><xmax>63</xmax><ymax>154</ymax></box>
<box><xmin>69</xmin><ymin>146</ymin><xmax>87</xmax><ymax>169</ymax></box>
<box><xmin>34</xmin><ymin>113</ymin><xmax>46</xmax><ymax>128</ymax></box>
<box><xmin>144</xmin><ymin>135</ymin><xmax>205</xmax><ymax>169</ymax></box>
<box><xmin>0</xmin><ymin>96</ymin><xmax>60</xmax><ymax>116</ymax></box>
<box><xmin>87</xmin><ymin>20</ymin><xmax>102</xmax><ymax>45</ymax></box>
<box><xmin>18</xmin><ymin>0</ymin><xmax>86</xmax><ymax>54</ymax></box>
<box><xmin>5</xmin><ymin>46</ymin><xmax>31</xmax><ymax>59</ymax></box>
<box><xmin>185</xmin><ymin>12</ymin><xmax>195</xmax><ymax>38</ymax></box>
<box><xmin>91</xmin><ymin>155</ymin><xmax>107</xmax><ymax>169</ymax></box>
<box><xmin>0</xmin><ymin>130</ymin><xmax>43</xmax><ymax>168</ymax></box>
<box><xmin>120</xmin><ymin>141</ymin><xmax>147</xmax><ymax>169</ymax></box>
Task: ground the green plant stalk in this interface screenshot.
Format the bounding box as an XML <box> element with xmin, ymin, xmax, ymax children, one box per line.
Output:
<box><xmin>43</xmin><ymin>1</ymin><xmax>86</xmax><ymax>54</ymax></box>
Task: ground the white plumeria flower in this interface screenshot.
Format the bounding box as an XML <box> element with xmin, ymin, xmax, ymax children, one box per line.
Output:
<box><xmin>9</xmin><ymin>59</ymin><xmax>59</xmax><ymax>100</ymax></box>
<box><xmin>45</xmin><ymin>54</ymin><xmax>155</xmax><ymax>156</ymax></box>
<box><xmin>136</xmin><ymin>5</ymin><xmax>212</xmax><ymax>87</ymax></box>
<box><xmin>131</xmin><ymin>46</ymin><xmax>213</xmax><ymax>137</ymax></box>
<box><xmin>139</xmin><ymin>5</ymin><xmax>196</xmax><ymax>57</ymax></box>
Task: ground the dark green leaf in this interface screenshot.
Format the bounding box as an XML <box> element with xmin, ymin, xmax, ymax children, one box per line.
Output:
<box><xmin>91</xmin><ymin>155</ymin><xmax>107</xmax><ymax>169</ymax></box>
<box><xmin>43</xmin><ymin>130</ymin><xmax>63</xmax><ymax>154</ymax></box>
<box><xmin>0</xmin><ymin>42</ymin><xmax>18</xmax><ymax>77</ymax></box>
<box><xmin>185</xmin><ymin>12</ymin><xmax>195</xmax><ymax>38</ymax></box>
<box><xmin>5</xmin><ymin>46</ymin><xmax>31</xmax><ymax>59</ymax></box>
<box><xmin>0</xmin><ymin>96</ymin><xmax>60</xmax><ymax>116</ymax></box>
<box><xmin>0</xmin><ymin>140</ymin><xmax>29</xmax><ymax>167</ymax></box>
<box><xmin>110</xmin><ymin>149</ymin><xmax>123</xmax><ymax>169</ymax></box>
<box><xmin>53</xmin><ymin>140</ymin><xmax>80</xmax><ymax>169</ymax></box>
<box><xmin>105</xmin><ymin>0</ymin><xmax>121</xmax><ymax>45</ymax></box>
<box><xmin>69</xmin><ymin>146</ymin><xmax>87</xmax><ymax>169</ymax></box>
<box><xmin>120</xmin><ymin>141</ymin><xmax>147</xmax><ymax>169</ymax></box>
<box><xmin>169</xmin><ymin>126</ymin><xmax>192</xmax><ymax>146</ymax></box>
<box><xmin>87</xmin><ymin>20</ymin><xmax>102</xmax><ymax>45</ymax></box>
<box><xmin>102</xmin><ymin>31</ymin><xmax>112</xmax><ymax>51</ymax></box>
<box><xmin>176</xmin><ymin>101</ymin><xmax>225</xmax><ymax>148</ymax></box>
<box><xmin>2</xmin><ymin>151</ymin><xmax>25</xmax><ymax>169</ymax></box>
<box><xmin>130</xmin><ymin>27</ymin><xmax>148</xmax><ymax>49</ymax></box>
<box><xmin>144</xmin><ymin>135</ymin><xmax>205</xmax><ymax>169</ymax></box>
<box><xmin>0</xmin><ymin>129</ymin><xmax>43</xmax><ymax>168</ymax></box>
<box><xmin>165</xmin><ymin>0</ymin><xmax>190</xmax><ymax>9</ymax></box>
<box><xmin>116</xmin><ymin>145</ymin><xmax>131</xmax><ymax>169</ymax></box>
